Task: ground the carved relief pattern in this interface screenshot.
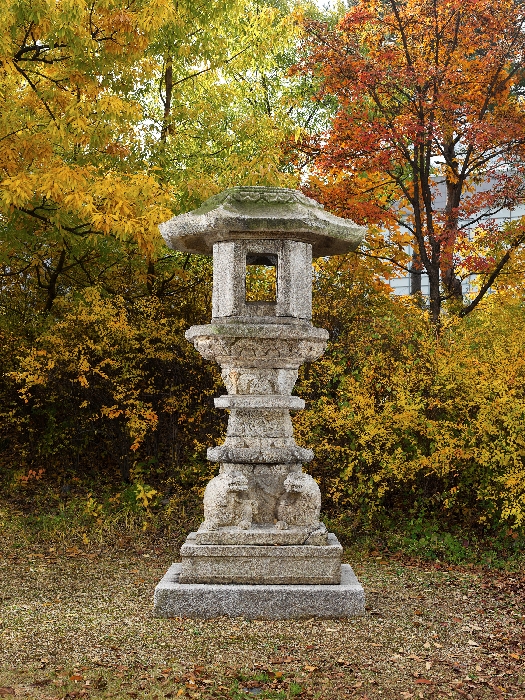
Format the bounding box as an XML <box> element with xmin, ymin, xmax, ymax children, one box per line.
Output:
<box><xmin>191</xmin><ymin>335</ymin><xmax>327</xmax><ymax>365</ymax></box>
<box><xmin>221</xmin><ymin>368</ymin><xmax>298</xmax><ymax>395</ymax></box>
<box><xmin>188</xmin><ymin>322</ymin><xmax>327</xmax><ymax>541</ymax></box>
<box><xmin>213</xmin><ymin>187</ymin><xmax>322</xmax><ymax>209</ymax></box>
<box><xmin>226</xmin><ymin>409</ymin><xmax>293</xmax><ymax>438</ymax></box>
<box><xmin>276</xmin><ymin>472</ymin><xmax>322</xmax><ymax>528</ymax></box>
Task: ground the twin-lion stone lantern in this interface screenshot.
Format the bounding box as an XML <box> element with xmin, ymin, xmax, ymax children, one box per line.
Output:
<box><xmin>154</xmin><ymin>186</ymin><xmax>366</xmax><ymax>619</ymax></box>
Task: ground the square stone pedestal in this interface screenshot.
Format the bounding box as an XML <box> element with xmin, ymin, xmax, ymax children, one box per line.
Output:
<box><xmin>179</xmin><ymin>532</ymin><xmax>343</xmax><ymax>584</ymax></box>
<box><xmin>153</xmin><ymin>563</ymin><xmax>365</xmax><ymax>619</ymax></box>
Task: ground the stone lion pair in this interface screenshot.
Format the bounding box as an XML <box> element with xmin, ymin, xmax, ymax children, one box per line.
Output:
<box><xmin>201</xmin><ymin>469</ymin><xmax>321</xmax><ymax>532</ymax></box>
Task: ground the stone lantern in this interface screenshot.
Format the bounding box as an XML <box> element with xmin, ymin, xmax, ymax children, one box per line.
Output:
<box><xmin>154</xmin><ymin>186</ymin><xmax>366</xmax><ymax>618</ymax></box>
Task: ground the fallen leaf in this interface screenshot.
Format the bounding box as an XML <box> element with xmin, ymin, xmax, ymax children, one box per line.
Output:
<box><xmin>467</xmin><ymin>640</ymin><xmax>480</xmax><ymax>647</ymax></box>
<box><xmin>70</xmin><ymin>675</ymin><xmax>84</xmax><ymax>681</ymax></box>
<box><xmin>304</xmin><ymin>665</ymin><xmax>317</xmax><ymax>672</ymax></box>
<box><xmin>415</xmin><ymin>679</ymin><xmax>432</xmax><ymax>685</ymax></box>
<box><xmin>0</xmin><ymin>690</ymin><xmax>14</xmax><ymax>697</ymax></box>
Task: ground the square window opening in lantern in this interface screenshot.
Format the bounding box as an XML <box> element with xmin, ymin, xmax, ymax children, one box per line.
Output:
<box><xmin>245</xmin><ymin>254</ymin><xmax>277</xmax><ymax>303</ymax></box>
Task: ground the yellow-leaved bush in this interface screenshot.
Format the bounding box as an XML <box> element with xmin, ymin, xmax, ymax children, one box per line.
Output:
<box><xmin>4</xmin><ymin>287</ymin><xmax>225</xmax><ymax>489</ymax></box>
<box><xmin>294</xmin><ymin>261</ymin><xmax>525</xmax><ymax>530</ymax></box>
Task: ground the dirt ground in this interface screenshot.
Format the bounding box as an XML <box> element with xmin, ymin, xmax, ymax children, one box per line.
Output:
<box><xmin>0</xmin><ymin>544</ymin><xmax>523</xmax><ymax>700</ymax></box>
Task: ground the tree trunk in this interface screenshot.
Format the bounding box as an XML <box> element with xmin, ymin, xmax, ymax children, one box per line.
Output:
<box><xmin>160</xmin><ymin>56</ymin><xmax>173</xmax><ymax>143</ymax></box>
<box><xmin>409</xmin><ymin>248</ymin><xmax>422</xmax><ymax>295</ymax></box>
<box><xmin>146</xmin><ymin>256</ymin><xmax>155</xmax><ymax>294</ymax></box>
<box><xmin>427</xmin><ymin>265</ymin><xmax>441</xmax><ymax>326</ymax></box>
<box><xmin>441</xmin><ymin>145</ymin><xmax>464</xmax><ymax>303</ymax></box>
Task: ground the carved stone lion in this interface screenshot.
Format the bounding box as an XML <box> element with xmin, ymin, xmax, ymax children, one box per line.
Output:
<box><xmin>276</xmin><ymin>471</ymin><xmax>321</xmax><ymax>529</ymax></box>
<box><xmin>201</xmin><ymin>470</ymin><xmax>256</xmax><ymax>531</ymax></box>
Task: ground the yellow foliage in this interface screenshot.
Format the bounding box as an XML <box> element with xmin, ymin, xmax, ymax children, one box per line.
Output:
<box><xmin>9</xmin><ymin>287</ymin><xmax>224</xmax><ymax>484</ymax></box>
<box><xmin>294</xmin><ymin>262</ymin><xmax>525</xmax><ymax>529</ymax></box>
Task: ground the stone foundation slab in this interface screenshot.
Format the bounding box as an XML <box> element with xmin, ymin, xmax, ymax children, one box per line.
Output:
<box><xmin>179</xmin><ymin>532</ymin><xmax>341</xmax><ymax>584</ymax></box>
<box><xmin>195</xmin><ymin>524</ymin><xmax>328</xmax><ymax>546</ymax></box>
<box><xmin>153</xmin><ymin>563</ymin><xmax>365</xmax><ymax>619</ymax></box>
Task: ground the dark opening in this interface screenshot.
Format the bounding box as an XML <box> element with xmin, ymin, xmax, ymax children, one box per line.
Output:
<box><xmin>245</xmin><ymin>253</ymin><xmax>277</xmax><ymax>302</ymax></box>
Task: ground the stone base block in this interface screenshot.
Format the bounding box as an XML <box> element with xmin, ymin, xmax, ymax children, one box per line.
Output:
<box><xmin>179</xmin><ymin>532</ymin><xmax>342</xmax><ymax>584</ymax></box>
<box><xmin>154</xmin><ymin>563</ymin><xmax>365</xmax><ymax>619</ymax></box>
<box><xmin>195</xmin><ymin>524</ymin><xmax>328</xmax><ymax>546</ymax></box>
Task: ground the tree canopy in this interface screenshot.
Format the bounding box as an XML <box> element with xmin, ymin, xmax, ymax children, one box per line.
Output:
<box><xmin>296</xmin><ymin>0</ymin><xmax>525</xmax><ymax>322</ymax></box>
<box><xmin>0</xmin><ymin>0</ymin><xmax>301</xmax><ymax>311</ymax></box>
<box><xmin>2</xmin><ymin>0</ymin><xmax>525</xmax><ymax>535</ymax></box>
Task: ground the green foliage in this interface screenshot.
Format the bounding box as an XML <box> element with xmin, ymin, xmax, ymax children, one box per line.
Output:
<box><xmin>0</xmin><ymin>0</ymin><xmax>303</xmax><ymax>317</ymax></box>
<box><xmin>325</xmin><ymin>513</ymin><xmax>525</xmax><ymax>569</ymax></box>
<box><xmin>3</xmin><ymin>251</ymin><xmax>525</xmax><ymax>550</ymax></box>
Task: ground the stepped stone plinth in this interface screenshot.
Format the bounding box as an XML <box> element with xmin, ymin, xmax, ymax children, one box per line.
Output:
<box><xmin>154</xmin><ymin>186</ymin><xmax>367</xmax><ymax>618</ymax></box>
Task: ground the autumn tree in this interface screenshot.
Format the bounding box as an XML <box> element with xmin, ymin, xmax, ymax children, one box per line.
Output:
<box><xmin>296</xmin><ymin>0</ymin><xmax>525</xmax><ymax>323</ymax></box>
<box><xmin>0</xmin><ymin>0</ymin><xmax>302</xmax><ymax>314</ymax></box>
<box><xmin>0</xmin><ymin>0</ymin><xmax>306</xmax><ymax>483</ymax></box>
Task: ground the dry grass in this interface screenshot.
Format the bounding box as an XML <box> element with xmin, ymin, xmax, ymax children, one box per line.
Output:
<box><xmin>0</xmin><ymin>542</ymin><xmax>524</xmax><ymax>700</ymax></box>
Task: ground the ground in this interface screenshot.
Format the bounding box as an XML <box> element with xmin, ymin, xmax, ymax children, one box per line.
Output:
<box><xmin>0</xmin><ymin>544</ymin><xmax>523</xmax><ymax>700</ymax></box>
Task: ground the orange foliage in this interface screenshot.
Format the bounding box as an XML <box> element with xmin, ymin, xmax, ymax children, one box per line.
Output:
<box><xmin>296</xmin><ymin>0</ymin><xmax>525</xmax><ymax>322</ymax></box>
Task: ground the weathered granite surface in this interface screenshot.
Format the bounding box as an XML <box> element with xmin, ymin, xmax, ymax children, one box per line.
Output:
<box><xmin>185</xmin><ymin>321</ymin><xmax>327</xmax><ymax>523</ymax></box>
<box><xmin>156</xmin><ymin>186</ymin><xmax>366</xmax><ymax>603</ymax></box>
<box><xmin>196</xmin><ymin>463</ymin><xmax>326</xmax><ymax>544</ymax></box>
<box><xmin>194</xmin><ymin>524</ymin><xmax>328</xmax><ymax>546</ymax></box>
<box><xmin>154</xmin><ymin>563</ymin><xmax>365</xmax><ymax>619</ymax></box>
<box><xmin>185</xmin><ymin>323</ymin><xmax>329</xmax><ymax>369</ymax></box>
<box><xmin>214</xmin><ymin>395</ymin><xmax>305</xmax><ymax>409</ymax></box>
<box><xmin>179</xmin><ymin>532</ymin><xmax>342</xmax><ymax>585</ymax></box>
<box><xmin>162</xmin><ymin>197</ymin><xmax>348</xmax><ymax>546</ymax></box>
<box><xmin>212</xmin><ymin>239</ymin><xmax>312</xmax><ymax>320</ymax></box>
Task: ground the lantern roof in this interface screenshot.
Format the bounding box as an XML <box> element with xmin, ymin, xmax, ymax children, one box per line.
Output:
<box><xmin>159</xmin><ymin>186</ymin><xmax>366</xmax><ymax>257</ymax></box>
